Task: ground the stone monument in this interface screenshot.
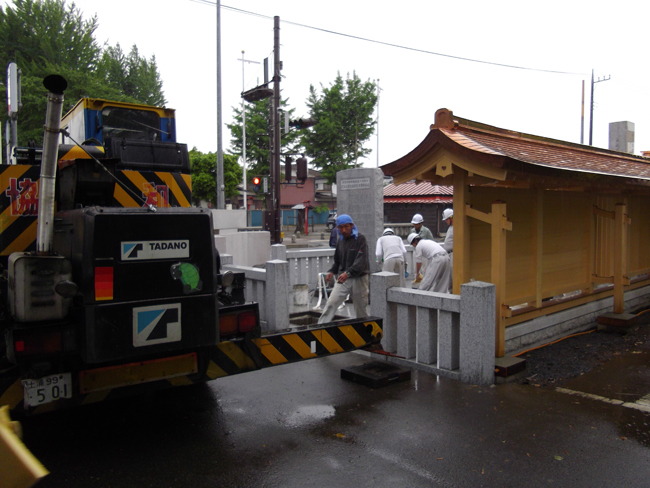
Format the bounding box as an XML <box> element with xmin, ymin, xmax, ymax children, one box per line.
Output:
<box><xmin>336</xmin><ymin>168</ymin><xmax>384</xmax><ymax>273</ymax></box>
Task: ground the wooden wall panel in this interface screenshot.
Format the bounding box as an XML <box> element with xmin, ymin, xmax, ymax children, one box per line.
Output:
<box><xmin>468</xmin><ymin>187</ymin><xmax>536</xmax><ymax>305</ymax></box>
<box><xmin>593</xmin><ymin>196</ymin><xmax>618</xmax><ymax>279</ymax></box>
<box><xmin>627</xmin><ymin>195</ymin><xmax>650</xmax><ymax>275</ymax></box>
<box><xmin>542</xmin><ymin>192</ymin><xmax>591</xmax><ymax>296</ymax></box>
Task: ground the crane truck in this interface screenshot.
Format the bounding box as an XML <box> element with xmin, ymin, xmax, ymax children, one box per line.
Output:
<box><xmin>0</xmin><ymin>76</ymin><xmax>382</xmax><ymax>415</ymax></box>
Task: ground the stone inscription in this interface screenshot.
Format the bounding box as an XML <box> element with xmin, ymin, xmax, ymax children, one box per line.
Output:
<box><xmin>340</xmin><ymin>177</ymin><xmax>370</xmax><ymax>191</ymax></box>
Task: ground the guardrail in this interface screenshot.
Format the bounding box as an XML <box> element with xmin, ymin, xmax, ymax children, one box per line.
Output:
<box><xmin>370</xmin><ymin>272</ymin><xmax>495</xmax><ymax>385</ymax></box>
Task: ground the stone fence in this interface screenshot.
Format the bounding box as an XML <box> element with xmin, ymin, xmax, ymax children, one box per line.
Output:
<box><xmin>222</xmin><ymin>246</ymin><xmax>496</xmax><ymax>385</ymax></box>
<box><xmin>274</xmin><ymin>244</ymin><xmax>416</xmax><ymax>289</ymax></box>
<box><xmin>370</xmin><ymin>272</ymin><xmax>496</xmax><ymax>385</ymax></box>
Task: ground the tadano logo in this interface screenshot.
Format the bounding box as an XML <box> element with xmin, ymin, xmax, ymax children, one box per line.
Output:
<box><xmin>133</xmin><ymin>303</ymin><xmax>181</xmax><ymax>347</ymax></box>
<box><xmin>121</xmin><ymin>240</ymin><xmax>190</xmax><ymax>261</ymax></box>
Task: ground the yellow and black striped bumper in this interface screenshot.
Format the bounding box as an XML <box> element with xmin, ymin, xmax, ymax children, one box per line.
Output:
<box><xmin>206</xmin><ymin>318</ymin><xmax>383</xmax><ymax>379</ymax></box>
<box><xmin>0</xmin><ymin>318</ymin><xmax>382</xmax><ymax>414</ymax></box>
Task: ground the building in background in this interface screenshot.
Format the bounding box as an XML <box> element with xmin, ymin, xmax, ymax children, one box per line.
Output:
<box><xmin>383</xmin><ymin>181</ymin><xmax>453</xmax><ymax>236</ymax></box>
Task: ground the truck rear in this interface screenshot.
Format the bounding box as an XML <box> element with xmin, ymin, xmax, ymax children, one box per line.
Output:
<box><xmin>0</xmin><ymin>77</ymin><xmax>260</xmax><ymax>414</ymax></box>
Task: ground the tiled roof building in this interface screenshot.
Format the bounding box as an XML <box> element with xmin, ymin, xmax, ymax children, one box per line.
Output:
<box><xmin>382</xmin><ymin>108</ymin><xmax>650</xmax><ymax>356</ymax></box>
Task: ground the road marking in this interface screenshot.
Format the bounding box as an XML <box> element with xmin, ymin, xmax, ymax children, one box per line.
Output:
<box><xmin>556</xmin><ymin>387</ymin><xmax>650</xmax><ymax>413</ymax></box>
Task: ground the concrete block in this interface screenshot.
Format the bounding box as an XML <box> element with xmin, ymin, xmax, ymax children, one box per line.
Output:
<box><xmin>210</xmin><ymin>208</ymin><xmax>246</xmax><ymax>231</ymax></box>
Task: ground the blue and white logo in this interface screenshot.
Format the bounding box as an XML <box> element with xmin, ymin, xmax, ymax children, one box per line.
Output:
<box><xmin>133</xmin><ymin>303</ymin><xmax>181</xmax><ymax>347</ymax></box>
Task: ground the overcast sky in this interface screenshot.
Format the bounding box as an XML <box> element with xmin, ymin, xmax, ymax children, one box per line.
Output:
<box><xmin>7</xmin><ymin>0</ymin><xmax>650</xmax><ymax>167</ymax></box>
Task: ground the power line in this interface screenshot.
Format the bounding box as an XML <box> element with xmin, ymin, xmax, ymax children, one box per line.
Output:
<box><xmin>190</xmin><ymin>0</ymin><xmax>588</xmax><ymax>76</ymax></box>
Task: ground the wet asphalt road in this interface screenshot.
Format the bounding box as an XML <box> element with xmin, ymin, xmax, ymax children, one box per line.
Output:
<box><xmin>20</xmin><ymin>352</ymin><xmax>650</xmax><ymax>488</ymax></box>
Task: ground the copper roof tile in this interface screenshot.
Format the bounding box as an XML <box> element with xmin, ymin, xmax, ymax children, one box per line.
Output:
<box><xmin>442</xmin><ymin>125</ymin><xmax>650</xmax><ymax>181</ymax></box>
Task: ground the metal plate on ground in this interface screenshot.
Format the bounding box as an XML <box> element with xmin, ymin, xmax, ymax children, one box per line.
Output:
<box><xmin>341</xmin><ymin>361</ymin><xmax>411</xmax><ymax>388</ymax></box>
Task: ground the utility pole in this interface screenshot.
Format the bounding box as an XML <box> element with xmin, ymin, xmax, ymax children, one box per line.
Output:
<box><xmin>580</xmin><ymin>80</ymin><xmax>585</xmax><ymax>145</ymax></box>
<box><xmin>237</xmin><ymin>51</ymin><xmax>260</xmax><ymax>220</ymax></box>
<box><xmin>215</xmin><ymin>0</ymin><xmax>225</xmax><ymax>208</ymax></box>
<box><xmin>589</xmin><ymin>69</ymin><xmax>611</xmax><ymax>146</ymax></box>
<box><xmin>271</xmin><ymin>16</ymin><xmax>282</xmax><ymax>244</ymax></box>
<box><xmin>376</xmin><ymin>79</ymin><xmax>381</xmax><ymax>167</ymax></box>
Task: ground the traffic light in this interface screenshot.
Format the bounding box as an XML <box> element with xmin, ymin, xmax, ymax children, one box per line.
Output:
<box><xmin>296</xmin><ymin>156</ymin><xmax>308</xmax><ymax>184</ymax></box>
<box><xmin>284</xmin><ymin>156</ymin><xmax>293</xmax><ymax>182</ymax></box>
<box><xmin>289</xmin><ymin>118</ymin><xmax>317</xmax><ymax>130</ymax></box>
<box><xmin>252</xmin><ymin>176</ymin><xmax>261</xmax><ymax>193</ymax></box>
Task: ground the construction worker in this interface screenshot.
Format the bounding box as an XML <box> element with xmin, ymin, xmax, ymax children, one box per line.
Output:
<box><xmin>376</xmin><ymin>228</ymin><xmax>407</xmax><ymax>287</ymax></box>
<box><xmin>410</xmin><ymin>213</ymin><xmax>434</xmax><ymax>240</ymax></box>
<box><xmin>408</xmin><ymin>232</ymin><xmax>451</xmax><ymax>293</ymax></box>
<box><xmin>318</xmin><ymin>214</ymin><xmax>369</xmax><ymax>323</ymax></box>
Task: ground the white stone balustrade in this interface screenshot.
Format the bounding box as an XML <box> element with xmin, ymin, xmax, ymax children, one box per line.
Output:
<box><xmin>370</xmin><ymin>273</ymin><xmax>496</xmax><ymax>385</ymax></box>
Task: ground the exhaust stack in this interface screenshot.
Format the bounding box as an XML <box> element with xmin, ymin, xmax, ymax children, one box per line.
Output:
<box><xmin>36</xmin><ymin>75</ymin><xmax>67</xmax><ymax>255</ymax></box>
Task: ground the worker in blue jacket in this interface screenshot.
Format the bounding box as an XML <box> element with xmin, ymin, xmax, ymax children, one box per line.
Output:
<box><xmin>318</xmin><ymin>214</ymin><xmax>369</xmax><ymax>323</ymax></box>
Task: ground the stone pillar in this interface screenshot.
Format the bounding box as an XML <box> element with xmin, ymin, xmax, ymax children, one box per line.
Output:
<box><xmin>271</xmin><ymin>244</ymin><xmax>287</xmax><ymax>261</ymax></box>
<box><xmin>370</xmin><ymin>271</ymin><xmax>401</xmax><ymax>353</ymax></box>
<box><xmin>459</xmin><ymin>281</ymin><xmax>496</xmax><ymax>385</ymax></box>
<box><xmin>264</xmin><ymin>259</ymin><xmax>290</xmax><ymax>332</ymax></box>
<box><xmin>336</xmin><ymin>168</ymin><xmax>385</xmax><ymax>274</ymax></box>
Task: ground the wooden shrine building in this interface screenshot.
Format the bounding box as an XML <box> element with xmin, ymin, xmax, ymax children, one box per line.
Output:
<box><xmin>381</xmin><ymin>108</ymin><xmax>650</xmax><ymax>357</ymax></box>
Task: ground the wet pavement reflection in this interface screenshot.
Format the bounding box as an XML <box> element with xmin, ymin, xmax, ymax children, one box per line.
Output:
<box><xmin>17</xmin><ymin>350</ymin><xmax>650</xmax><ymax>488</ymax></box>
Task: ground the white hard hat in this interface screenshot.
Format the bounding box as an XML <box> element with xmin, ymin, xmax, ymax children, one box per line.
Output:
<box><xmin>411</xmin><ymin>214</ymin><xmax>424</xmax><ymax>224</ymax></box>
<box><xmin>407</xmin><ymin>232</ymin><xmax>420</xmax><ymax>245</ymax></box>
<box><xmin>383</xmin><ymin>228</ymin><xmax>394</xmax><ymax>235</ymax></box>
<box><xmin>442</xmin><ymin>208</ymin><xmax>454</xmax><ymax>220</ymax></box>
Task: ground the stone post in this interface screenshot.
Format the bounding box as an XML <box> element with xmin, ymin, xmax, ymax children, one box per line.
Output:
<box><xmin>265</xmin><ymin>259</ymin><xmax>290</xmax><ymax>331</ymax></box>
<box><xmin>370</xmin><ymin>271</ymin><xmax>401</xmax><ymax>353</ymax></box>
<box><xmin>271</xmin><ymin>244</ymin><xmax>287</xmax><ymax>261</ymax></box>
<box><xmin>460</xmin><ymin>281</ymin><xmax>496</xmax><ymax>385</ymax></box>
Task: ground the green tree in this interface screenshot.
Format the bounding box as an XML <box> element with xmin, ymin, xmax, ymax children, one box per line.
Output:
<box><xmin>97</xmin><ymin>44</ymin><xmax>166</xmax><ymax>106</ymax></box>
<box><xmin>227</xmin><ymin>97</ymin><xmax>301</xmax><ymax>182</ymax></box>
<box><xmin>0</xmin><ymin>0</ymin><xmax>166</xmax><ymax>147</ymax></box>
<box><xmin>189</xmin><ymin>147</ymin><xmax>242</xmax><ymax>207</ymax></box>
<box><xmin>303</xmin><ymin>72</ymin><xmax>377</xmax><ymax>183</ymax></box>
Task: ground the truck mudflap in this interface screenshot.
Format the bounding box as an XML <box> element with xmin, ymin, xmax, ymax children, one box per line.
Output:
<box><xmin>0</xmin><ymin>317</ymin><xmax>382</xmax><ymax>415</ymax></box>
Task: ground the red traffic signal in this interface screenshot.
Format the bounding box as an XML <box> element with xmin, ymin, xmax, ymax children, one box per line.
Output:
<box><xmin>252</xmin><ymin>176</ymin><xmax>261</xmax><ymax>192</ymax></box>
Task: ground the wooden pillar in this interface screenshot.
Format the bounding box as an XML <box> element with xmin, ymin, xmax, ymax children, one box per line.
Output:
<box><xmin>452</xmin><ymin>168</ymin><xmax>469</xmax><ymax>295</ymax></box>
<box><xmin>491</xmin><ymin>201</ymin><xmax>508</xmax><ymax>357</ymax></box>
<box><xmin>613</xmin><ymin>203</ymin><xmax>629</xmax><ymax>314</ymax></box>
<box><xmin>533</xmin><ymin>189</ymin><xmax>543</xmax><ymax>308</ymax></box>
<box><xmin>465</xmin><ymin>201</ymin><xmax>512</xmax><ymax>357</ymax></box>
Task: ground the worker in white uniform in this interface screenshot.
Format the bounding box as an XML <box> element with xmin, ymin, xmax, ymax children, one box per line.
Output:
<box><xmin>375</xmin><ymin>228</ymin><xmax>407</xmax><ymax>287</ymax></box>
<box><xmin>407</xmin><ymin>232</ymin><xmax>451</xmax><ymax>293</ymax></box>
<box><xmin>441</xmin><ymin>208</ymin><xmax>454</xmax><ymax>290</ymax></box>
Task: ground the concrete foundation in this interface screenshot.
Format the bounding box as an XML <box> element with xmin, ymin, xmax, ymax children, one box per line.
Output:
<box><xmin>506</xmin><ymin>285</ymin><xmax>650</xmax><ymax>355</ymax></box>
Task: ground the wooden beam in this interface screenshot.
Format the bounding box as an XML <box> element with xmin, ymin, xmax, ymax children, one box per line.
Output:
<box><xmin>452</xmin><ymin>168</ymin><xmax>469</xmax><ymax>294</ymax></box>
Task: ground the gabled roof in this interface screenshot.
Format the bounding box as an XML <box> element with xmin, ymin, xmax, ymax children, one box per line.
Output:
<box><xmin>381</xmin><ymin>109</ymin><xmax>650</xmax><ymax>190</ymax></box>
<box><xmin>383</xmin><ymin>181</ymin><xmax>453</xmax><ymax>197</ymax></box>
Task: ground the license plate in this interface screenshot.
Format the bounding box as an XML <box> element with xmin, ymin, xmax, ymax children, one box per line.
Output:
<box><xmin>22</xmin><ymin>373</ymin><xmax>73</xmax><ymax>407</ymax></box>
